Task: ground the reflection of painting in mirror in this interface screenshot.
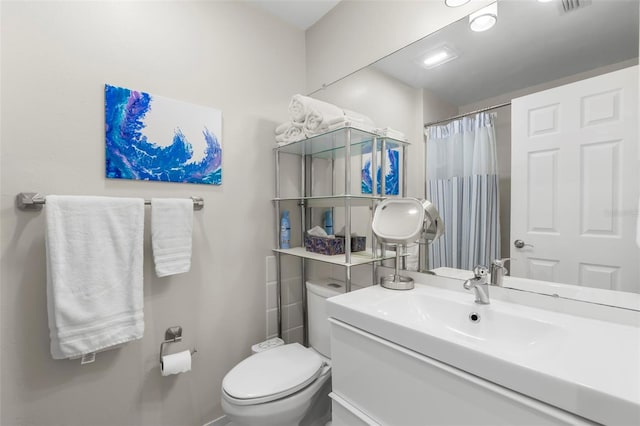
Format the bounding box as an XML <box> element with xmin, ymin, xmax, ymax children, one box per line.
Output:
<box><xmin>361</xmin><ymin>148</ymin><xmax>399</xmax><ymax>195</ymax></box>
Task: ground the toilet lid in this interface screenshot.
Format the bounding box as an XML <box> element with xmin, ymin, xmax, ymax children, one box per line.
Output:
<box><xmin>222</xmin><ymin>343</ymin><xmax>324</xmax><ymax>404</ymax></box>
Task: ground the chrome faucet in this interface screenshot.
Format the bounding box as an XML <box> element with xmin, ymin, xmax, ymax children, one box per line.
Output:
<box><xmin>490</xmin><ymin>258</ymin><xmax>511</xmax><ymax>287</ymax></box>
<box><xmin>463</xmin><ymin>265</ymin><xmax>490</xmax><ymax>305</ymax></box>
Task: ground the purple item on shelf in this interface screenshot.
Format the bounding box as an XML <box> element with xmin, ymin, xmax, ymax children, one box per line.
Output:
<box><xmin>337</xmin><ymin>235</ymin><xmax>367</xmax><ymax>252</ymax></box>
<box><xmin>304</xmin><ymin>235</ymin><xmax>345</xmax><ymax>255</ymax></box>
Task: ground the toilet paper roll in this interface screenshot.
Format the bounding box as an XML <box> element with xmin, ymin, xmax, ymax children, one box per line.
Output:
<box><xmin>161</xmin><ymin>350</ymin><xmax>192</xmax><ymax>376</ymax></box>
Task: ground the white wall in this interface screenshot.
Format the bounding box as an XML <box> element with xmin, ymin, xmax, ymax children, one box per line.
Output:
<box><xmin>0</xmin><ymin>1</ymin><xmax>304</xmax><ymax>425</ymax></box>
<box><xmin>305</xmin><ymin>0</ymin><xmax>493</xmax><ymax>93</ymax></box>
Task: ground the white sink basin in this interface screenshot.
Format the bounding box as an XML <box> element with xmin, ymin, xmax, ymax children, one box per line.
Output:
<box><xmin>327</xmin><ymin>280</ymin><xmax>640</xmax><ymax>425</ymax></box>
<box><xmin>374</xmin><ymin>291</ymin><xmax>562</xmax><ymax>360</ymax></box>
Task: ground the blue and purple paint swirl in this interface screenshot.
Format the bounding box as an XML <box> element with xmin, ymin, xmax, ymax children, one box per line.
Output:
<box><xmin>361</xmin><ymin>148</ymin><xmax>399</xmax><ymax>195</ymax></box>
<box><xmin>105</xmin><ymin>84</ymin><xmax>222</xmax><ymax>185</ymax></box>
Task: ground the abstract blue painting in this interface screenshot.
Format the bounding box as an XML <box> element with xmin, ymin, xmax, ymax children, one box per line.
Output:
<box><xmin>361</xmin><ymin>147</ymin><xmax>399</xmax><ymax>195</ymax></box>
<box><xmin>105</xmin><ymin>84</ymin><xmax>222</xmax><ymax>185</ymax></box>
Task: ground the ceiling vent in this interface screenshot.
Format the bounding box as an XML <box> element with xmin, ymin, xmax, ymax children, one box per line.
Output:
<box><xmin>559</xmin><ymin>0</ymin><xmax>592</xmax><ymax>14</ymax></box>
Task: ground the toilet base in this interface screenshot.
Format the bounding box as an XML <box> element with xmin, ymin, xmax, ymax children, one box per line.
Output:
<box><xmin>300</xmin><ymin>378</ymin><xmax>331</xmax><ymax>426</ymax></box>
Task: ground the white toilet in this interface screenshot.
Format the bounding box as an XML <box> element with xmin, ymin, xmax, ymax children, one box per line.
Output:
<box><xmin>221</xmin><ymin>279</ymin><xmax>352</xmax><ymax>426</ymax></box>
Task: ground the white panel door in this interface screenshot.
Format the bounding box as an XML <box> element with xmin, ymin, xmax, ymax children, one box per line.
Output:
<box><xmin>511</xmin><ymin>66</ymin><xmax>638</xmax><ymax>292</ymax></box>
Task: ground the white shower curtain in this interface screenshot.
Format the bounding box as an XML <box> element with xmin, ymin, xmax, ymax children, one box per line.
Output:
<box><xmin>426</xmin><ymin>112</ymin><xmax>501</xmax><ymax>270</ymax></box>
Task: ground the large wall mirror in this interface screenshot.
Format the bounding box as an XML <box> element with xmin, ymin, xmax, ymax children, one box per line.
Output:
<box><xmin>315</xmin><ymin>0</ymin><xmax>639</xmax><ymax>303</ymax></box>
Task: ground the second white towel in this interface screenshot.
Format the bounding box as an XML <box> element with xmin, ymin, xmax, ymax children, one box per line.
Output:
<box><xmin>152</xmin><ymin>198</ymin><xmax>193</xmax><ymax>277</ymax></box>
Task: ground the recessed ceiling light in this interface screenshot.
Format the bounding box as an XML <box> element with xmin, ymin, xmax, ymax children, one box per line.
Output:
<box><xmin>419</xmin><ymin>46</ymin><xmax>458</xmax><ymax>69</ymax></box>
<box><xmin>424</xmin><ymin>51</ymin><xmax>449</xmax><ymax>66</ymax></box>
<box><xmin>469</xmin><ymin>2</ymin><xmax>498</xmax><ymax>32</ymax></box>
<box><xmin>445</xmin><ymin>0</ymin><xmax>471</xmax><ymax>7</ymax></box>
<box><xmin>538</xmin><ymin>0</ymin><xmax>554</xmax><ymax>2</ymax></box>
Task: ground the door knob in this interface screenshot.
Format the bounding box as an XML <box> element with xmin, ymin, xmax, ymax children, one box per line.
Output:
<box><xmin>514</xmin><ymin>239</ymin><xmax>534</xmax><ymax>249</ymax></box>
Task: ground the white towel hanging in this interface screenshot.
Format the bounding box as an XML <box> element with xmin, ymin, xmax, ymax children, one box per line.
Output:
<box><xmin>151</xmin><ymin>198</ymin><xmax>194</xmax><ymax>277</ymax></box>
<box><xmin>45</xmin><ymin>195</ymin><xmax>145</xmax><ymax>359</ymax></box>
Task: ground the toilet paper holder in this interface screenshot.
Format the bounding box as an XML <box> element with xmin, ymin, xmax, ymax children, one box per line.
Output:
<box><xmin>159</xmin><ymin>326</ymin><xmax>197</xmax><ymax>368</ymax></box>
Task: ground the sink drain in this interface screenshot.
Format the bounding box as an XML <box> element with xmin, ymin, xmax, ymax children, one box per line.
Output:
<box><xmin>468</xmin><ymin>312</ymin><xmax>481</xmax><ymax>323</ymax></box>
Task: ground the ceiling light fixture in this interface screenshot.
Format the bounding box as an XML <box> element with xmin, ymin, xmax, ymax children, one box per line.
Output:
<box><xmin>420</xmin><ymin>46</ymin><xmax>458</xmax><ymax>69</ymax></box>
<box><xmin>537</xmin><ymin>0</ymin><xmax>554</xmax><ymax>3</ymax></box>
<box><xmin>469</xmin><ymin>2</ymin><xmax>498</xmax><ymax>32</ymax></box>
<box><xmin>445</xmin><ymin>0</ymin><xmax>471</xmax><ymax>7</ymax></box>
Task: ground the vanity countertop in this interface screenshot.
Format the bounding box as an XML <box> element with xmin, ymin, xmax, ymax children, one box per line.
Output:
<box><xmin>328</xmin><ymin>279</ymin><xmax>640</xmax><ymax>425</ymax></box>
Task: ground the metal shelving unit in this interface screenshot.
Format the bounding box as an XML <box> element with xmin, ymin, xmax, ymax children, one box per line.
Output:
<box><xmin>273</xmin><ymin>126</ymin><xmax>409</xmax><ymax>340</ymax></box>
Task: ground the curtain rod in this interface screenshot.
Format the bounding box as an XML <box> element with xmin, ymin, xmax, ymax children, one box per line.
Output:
<box><xmin>16</xmin><ymin>192</ymin><xmax>205</xmax><ymax>212</ymax></box>
<box><xmin>423</xmin><ymin>101</ymin><xmax>512</xmax><ymax>129</ymax></box>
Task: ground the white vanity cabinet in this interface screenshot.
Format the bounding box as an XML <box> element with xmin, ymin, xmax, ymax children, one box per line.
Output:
<box><xmin>329</xmin><ymin>319</ymin><xmax>595</xmax><ymax>426</ymax></box>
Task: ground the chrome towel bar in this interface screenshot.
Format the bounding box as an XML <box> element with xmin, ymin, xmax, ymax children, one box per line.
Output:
<box><xmin>16</xmin><ymin>192</ymin><xmax>204</xmax><ymax>211</ymax></box>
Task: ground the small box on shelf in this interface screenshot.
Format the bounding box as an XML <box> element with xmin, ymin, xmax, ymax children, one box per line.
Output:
<box><xmin>336</xmin><ymin>235</ymin><xmax>367</xmax><ymax>252</ymax></box>
<box><xmin>304</xmin><ymin>234</ymin><xmax>367</xmax><ymax>255</ymax></box>
<box><xmin>304</xmin><ymin>234</ymin><xmax>345</xmax><ymax>255</ymax></box>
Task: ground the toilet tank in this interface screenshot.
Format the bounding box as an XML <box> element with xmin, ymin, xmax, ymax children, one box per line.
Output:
<box><xmin>306</xmin><ymin>279</ymin><xmax>362</xmax><ymax>358</ymax></box>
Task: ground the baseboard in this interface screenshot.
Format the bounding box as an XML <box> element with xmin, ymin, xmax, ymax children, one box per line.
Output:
<box><xmin>203</xmin><ymin>414</ymin><xmax>229</xmax><ymax>426</ymax></box>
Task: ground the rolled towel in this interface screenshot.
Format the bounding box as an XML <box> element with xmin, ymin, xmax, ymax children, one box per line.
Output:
<box><xmin>303</xmin><ymin>110</ymin><xmax>329</xmax><ymax>136</ymax></box>
<box><xmin>288</xmin><ymin>94</ymin><xmax>344</xmax><ymax>126</ymax></box>
<box><xmin>288</xmin><ymin>95</ymin><xmax>308</xmax><ymax>123</ymax></box>
<box><xmin>275</xmin><ymin>122</ymin><xmax>305</xmax><ymax>144</ymax></box>
<box><xmin>304</xmin><ymin>110</ymin><xmax>373</xmax><ymax>137</ymax></box>
<box><xmin>327</xmin><ymin>120</ymin><xmax>376</xmax><ymax>134</ymax></box>
<box><xmin>275</xmin><ymin>122</ymin><xmax>291</xmax><ymax>135</ymax></box>
<box><xmin>324</xmin><ymin>116</ymin><xmax>350</xmax><ymax>126</ymax></box>
<box><xmin>343</xmin><ymin>109</ymin><xmax>375</xmax><ymax>126</ymax></box>
<box><xmin>376</xmin><ymin>127</ymin><xmax>408</xmax><ymax>141</ymax></box>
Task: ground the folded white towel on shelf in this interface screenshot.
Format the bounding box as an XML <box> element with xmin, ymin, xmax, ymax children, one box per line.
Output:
<box><xmin>303</xmin><ymin>110</ymin><xmax>329</xmax><ymax>136</ymax></box>
<box><xmin>376</xmin><ymin>127</ymin><xmax>408</xmax><ymax>141</ymax></box>
<box><xmin>288</xmin><ymin>94</ymin><xmax>309</xmax><ymax>123</ymax></box>
<box><xmin>304</xmin><ymin>113</ymin><xmax>357</xmax><ymax>137</ymax></box>
<box><xmin>327</xmin><ymin>120</ymin><xmax>377</xmax><ymax>134</ymax></box>
<box><xmin>289</xmin><ymin>94</ymin><xmax>344</xmax><ymax>126</ymax></box>
<box><xmin>343</xmin><ymin>109</ymin><xmax>375</xmax><ymax>126</ymax></box>
<box><xmin>45</xmin><ymin>195</ymin><xmax>145</xmax><ymax>360</ymax></box>
<box><xmin>275</xmin><ymin>122</ymin><xmax>305</xmax><ymax>144</ymax></box>
<box><xmin>152</xmin><ymin>198</ymin><xmax>193</xmax><ymax>278</ymax></box>
<box><xmin>280</xmin><ymin>94</ymin><xmax>380</xmax><ymax>140</ymax></box>
<box><xmin>275</xmin><ymin>121</ymin><xmax>291</xmax><ymax>135</ymax></box>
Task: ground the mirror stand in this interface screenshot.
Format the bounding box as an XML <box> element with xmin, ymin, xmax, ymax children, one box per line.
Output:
<box><xmin>381</xmin><ymin>245</ymin><xmax>414</xmax><ymax>290</ymax></box>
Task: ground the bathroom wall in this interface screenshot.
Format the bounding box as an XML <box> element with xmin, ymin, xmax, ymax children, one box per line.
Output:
<box><xmin>0</xmin><ymin>1</ymin><xmax>304</xmax><ymax>425</ymax></box>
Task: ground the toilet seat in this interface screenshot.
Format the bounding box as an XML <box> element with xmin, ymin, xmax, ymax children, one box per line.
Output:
<box><xmin>222</xmin><ymin>343</ymin><xmax>325</xmax><ymax>406</ymax></box>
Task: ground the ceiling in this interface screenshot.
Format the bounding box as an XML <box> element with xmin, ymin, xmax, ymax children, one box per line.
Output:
<box><xmin>370</xmin><ymin>0</ymin><xmax>639</xmax><ymax>106</ymax></box>
<box><xmin>250</xmin><ymin>0</ymin><xmax>638</xmax><ymax>106</ymax></box>
<box><xmin>248</xmin><ymin>0</ymin><xmax>341</xmax><ymax>30</ymax></box>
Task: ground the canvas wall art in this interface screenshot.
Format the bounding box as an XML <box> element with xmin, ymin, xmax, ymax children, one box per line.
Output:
<box><xmin>361</xmin><ymin>147</ymin><xmax>399</xmax><ymax>195</ymax></box>
<box><xmin>105</xmin><ymin>84</ymin><xmax>222</xmax><ymax>185</ymax></box>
